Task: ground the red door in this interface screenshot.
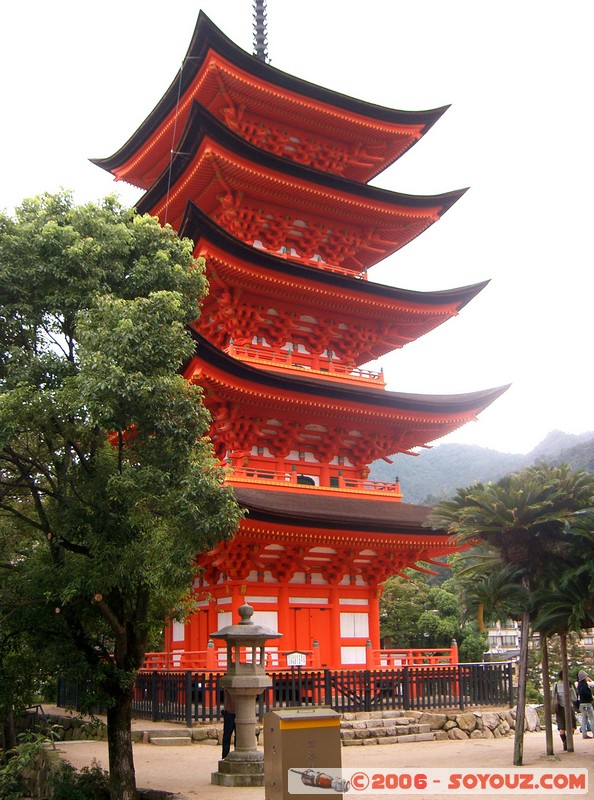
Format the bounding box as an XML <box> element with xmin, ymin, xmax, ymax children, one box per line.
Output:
<box><xmin>293</xmin><ymin>607</ymin><xmax>331</xmax><ymax>667</ymax></box>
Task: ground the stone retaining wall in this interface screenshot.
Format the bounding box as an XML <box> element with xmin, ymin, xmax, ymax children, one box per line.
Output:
<box><xmin>42</xmin><ymin>706</ymin><xmax>541</xmax><ymax>747</ymax></box>
<box><xmin>340</xmin><ymin>707</ymin><xmax>541</xmax><ymax>746</ymax></box>
<box><xmin>42</xmin><ymin>712</ymin><xmax>108</xmax><ymax>741</ymax></box>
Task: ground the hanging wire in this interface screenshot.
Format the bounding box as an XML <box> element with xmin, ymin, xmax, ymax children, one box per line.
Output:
<box><xmin>163</xmin><ymin>0</ymin><xmax>269</xmax><ymax>225</ymax></box>
<box><xmin>163</xmin><ymin>60</ymin><xmax>185</xmax><ymax>226</ymax></box>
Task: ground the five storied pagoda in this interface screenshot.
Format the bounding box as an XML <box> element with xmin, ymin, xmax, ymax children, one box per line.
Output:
<box><xmin>93</xmin><ymin>8</ymin><xmax>507</xmax><ymax>670</ymax></box>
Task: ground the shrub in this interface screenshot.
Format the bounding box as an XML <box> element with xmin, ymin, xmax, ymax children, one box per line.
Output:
<box><xmin>0</xmin><ymin>732</ymin><xmax>48</xmax><ymax>800</ymax></box>
<box><xmin>52</xmin><ymin>760</ymin><xmax>110</xmax><ymax>800</ymax></box>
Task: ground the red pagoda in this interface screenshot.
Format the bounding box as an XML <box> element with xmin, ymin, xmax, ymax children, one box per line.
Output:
<box><xmin>93</xmin><ymin>11</ymin><xmax>507</xmax><ymax>670</ymax></box>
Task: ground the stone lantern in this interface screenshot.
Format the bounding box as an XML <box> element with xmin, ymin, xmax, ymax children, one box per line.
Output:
<box><xmin>210</xmin><ymin>603</ymin><xmax>282</xmax><ymax>787</ymax></box>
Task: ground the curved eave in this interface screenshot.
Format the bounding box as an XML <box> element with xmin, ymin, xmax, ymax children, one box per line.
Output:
<box><xmin>234</xmin><ymin>487</ymin><xmax>447</xmax><ymax>536</ymax></box>
<box><xmin>91</xmin><ymin>11</ymin><xmax>449</xmax><ymax>179</ymax></box>
<box><xmin>186</xmin><ymin>329</ymin><xmax>510</xmax><ymax>418</ymax></box>
<box><xmin>181</xmin><ymin>201</ymin><xmax>488</xmax><ymax>313</ymax></box>
<box><xmin>136</xmin><ymin>104</ymin><xmax>465</xmax><ymax>267</ymax></box>
<box><xmin>137</xmin><ymin>101</ymin><xmax>465</xmax><ymax>221</ymax></box>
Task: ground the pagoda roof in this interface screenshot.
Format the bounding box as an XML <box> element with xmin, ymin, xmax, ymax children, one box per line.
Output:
<box><xmin>187</xmin><ymin>329</ymin><xmax>508</xmax><ymax>417</ymax></box>
<box><xmin>199</xmin><ymin>489</ymin><xmax>460</xmax><ymax>584</ymax></box>
<box><xmin>182</xmin><ymin>202</ymin><xmax>488</xmax><ymax>362</ymax></box>
<box><xmin>234</xmin><ymin>486</ymin><xmax>438</xmax><ymax>535</ymax></box>
<box><xmin>135</xmin><ymin>102</ymin><xmax>465</xmax><ymax>272</ymax></box>
<box><xmin>185</xmin><ymin>330</ymin><xmax>509</xmax><ymax>460</ymax></box>
<box><xmin>92</xmin><ymin>11</ymin><xmax>449</xmax><ymax>187</ymax></box>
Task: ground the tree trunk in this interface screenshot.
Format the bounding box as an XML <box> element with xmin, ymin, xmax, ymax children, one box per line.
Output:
<box><xmin>3</xmin><ymin>707</ymin><xmax>17</xmax><ymax>752</ymax></box>
<box><xmin>541</xmin><ymin>636</ymin><xmax>554</xmax><ymax>755</ymax></box>
<box><xmin>560</xmin><ymin>633</ymin><xmax>575</xmax><ymax>752</ymax></box>
<box><xmin>513</xmin><ymin>604</ymin><xmax>530</xmax><ymax>765</ymax></box>
<box><xmin>106</xmin><ymin>685</ymin><xmax>137</xmax><ymax>800</ymax></box>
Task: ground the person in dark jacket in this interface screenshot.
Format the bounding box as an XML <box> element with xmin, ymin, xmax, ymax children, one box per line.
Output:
<box><xmin>576</xmin><ymin>670</ymin><xmax>594</xmax><ymax>740</ymax></box>
<box><xmin>221</xmin><ymin>687</ymin><xmax>237</xmax><ymax>758</ymax></box>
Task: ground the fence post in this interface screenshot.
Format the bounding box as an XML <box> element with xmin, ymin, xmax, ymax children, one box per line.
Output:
<box><xmin>402</xmin><ymin>666</ymin><xmax>410</xmax><ymax>710</ymax></box>
<box><xmin>185</xmin><ymin>671</ymin><xmax>193</xmax><ymax>728</ymax></box>
<box><xmin>151</xmin><ymin>671</ymin><xmax>159</xmax><ymax>722</ymax></box>
<box><xmin>364</xmin><ymin>670</ymin><xmax>371</xmax><ymax>712</ymax></box>
<box><xmin>324</xmin><ymin>670</ymin><xmax>332</xmax><ymax>707</ymax></box>
<box><xmin>458</xmin><ymin>664</ymin><xmax>465</xmax><ymax>711</ymax></box>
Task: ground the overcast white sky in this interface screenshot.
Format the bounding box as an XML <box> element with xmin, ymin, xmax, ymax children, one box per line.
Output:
<box><xmin>1</xmin><ymin>1</ymin><xmax>592</xmax><ymax>455</ymax></box>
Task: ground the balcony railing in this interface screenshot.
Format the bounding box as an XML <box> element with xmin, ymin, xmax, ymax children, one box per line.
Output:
<box><xmin>226</xmin><ymin>343</ymin><xmax>385</xmax><ymax>388</ymax></box>
<box><xmin>227</xmin><ymin>466</ymin><xmax>402</xmax><ymax>498</ymax></box>
<box><xmin>253</xmin><ymin>242</ymin><xmax>368</xmax><ymax>280</ymax></box>
<box><xmin>141</xmin><ymin>644</ymin><xmax>453</xmax><ymax>672</ymax></box>
<box><xmin>143</xmin><ymin>646</ymin><xmax>317</xmax><ymax>672</ymax></box>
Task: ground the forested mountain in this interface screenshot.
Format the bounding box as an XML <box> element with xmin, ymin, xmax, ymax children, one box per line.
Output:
<box><xmin>369</xmin><ymin>430</ymin><xmax>594</xmax><ymax>504</ymax></box>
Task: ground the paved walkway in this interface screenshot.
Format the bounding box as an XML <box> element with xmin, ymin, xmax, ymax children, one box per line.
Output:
<box><xmin>50</xmin><ymin>708</ymin><xmax>594</xmax><ymax>800</ymax></box>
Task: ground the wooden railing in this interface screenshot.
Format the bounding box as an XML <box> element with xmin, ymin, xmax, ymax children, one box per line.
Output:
<box><xmin>226</xmin><ymin>343</ymin><xmax>385</xmax><ymax>388</ymax></box>
<box><xmin>254</xmin><ymin>243</ymin><xmax>367</xmax><ymax>280</ymax></box>
<box><xmin>371</xmin><ymin>644</ymin><xmax>459</xmax><ymax>668</ymax></box>
<box><xmin>141</xmin><ymin>644</ymin><xmax>454</xmax><ymax>672</ymax></box>
<box><xmin>142</xmin><ymin>646</ymin><xmax>319</xmax><ymax>672</ymax></box>
<box><xmin>227</xmin><ymin>466</ymin><xmax>402</xmax><ymax>497</ymax></box>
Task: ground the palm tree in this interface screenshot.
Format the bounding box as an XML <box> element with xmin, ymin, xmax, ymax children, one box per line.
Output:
<box><xmin>429</xmin><ymin>464</ymin><xmax>594</xmax><ymax>766</ymax></box>
<box><xmin>533</xmin><ymin>572</ymin><xmax>594</xmax><ymax>744</ymax></box>
<box><xmin>532</xmin><ymin>511</ymin><xmax>594</xmax><ymax>754</ymax></box>
<box><xmin>460</xmin><ymin>562</ymin><xmax>528</xmax><ymax>632</ymax></box>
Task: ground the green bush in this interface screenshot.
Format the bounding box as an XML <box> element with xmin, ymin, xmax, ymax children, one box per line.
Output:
<box><xmin>52</xmin><ymin>760</ymin><xmax>110</xmax><ymax>800</ymax></box>
<box><xmin>524</xmin><ymin>680</ymin><xmax>542</xmax><ymax>704</ymax></box>
<box><xmin>0</xmin><ymin>732</ymin><xmax>48</xmax><ymax>800</ymax></box>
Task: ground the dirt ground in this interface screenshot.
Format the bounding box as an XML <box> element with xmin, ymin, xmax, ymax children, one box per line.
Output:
<box><xmin>54</xmin><ymin>723</ymin><xmax>594</xmax><ymax>800</ymax></box>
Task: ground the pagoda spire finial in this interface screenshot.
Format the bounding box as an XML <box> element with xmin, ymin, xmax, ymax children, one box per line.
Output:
<box><xmin>252</xmin><ymin>0</ymin><xmax>269</xmax><ymax>63</ymax></box>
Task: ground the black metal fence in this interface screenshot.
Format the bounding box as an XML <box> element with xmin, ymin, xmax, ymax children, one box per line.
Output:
<box><xmin>58</xmin><ymin>662</ymin><xmax>513</xmax><ymax>728</ymax></box>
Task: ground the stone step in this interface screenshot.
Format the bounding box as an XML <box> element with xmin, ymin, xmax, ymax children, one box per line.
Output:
<box><xmin>150</xmin><ymin>734</ymin><xmax>193</xmax><ymax>746</ymax></box>
<box><xmin>343</xmin><ymin>731</ymin><xmax>437</xmax><ymax>747</ymax></box>
<box><xmin>146</xmin><ymin>728</ymin><xmax>192</xmax><ymax>739</ymax></box>
<box><xmin>341</xmin><ymin>717</ymin><xmax>417</xmax><ymax>729</ymax></box>
<box><xmin>342</xmin><ymin>710</ymin><xmax>418</xmax><ymax>722</ymax></box>
<box><xmin>341</xmin><ymin>723</ymin><xmax>431</xmax><ymax>742</ymax></box>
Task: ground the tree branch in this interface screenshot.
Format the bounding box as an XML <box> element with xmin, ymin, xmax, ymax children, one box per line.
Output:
<box><xmin>93</xmin><ymin>594</ymin><xmax>126</xmax><ymax>638</ymax></box>
<box><xmin>0</xmin><ymin>501</ymin><xmax>45</xmax><ymax>533</ymax></box>
<box><xmin>47</xmin><ymin>532</ymin><xmax>92</xmax><ymax>558</ymax></box>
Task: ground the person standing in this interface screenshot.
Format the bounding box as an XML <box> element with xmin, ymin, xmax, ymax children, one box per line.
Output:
<box><xmin>576</xmin><ymin>670</ymin><xmax>594</xmax><ymax>739</ymax></box>
<box><xmin>221</xmin><ymin>686</ymin><xmax>237</xmax><ymax>758</ymax></box>
<box><xmin>553</xmin><ymin>671</ymin><xmax>576</xmax><ymax>751</ymax></box>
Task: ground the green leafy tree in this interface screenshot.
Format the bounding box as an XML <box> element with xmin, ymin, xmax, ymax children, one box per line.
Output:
<box><xmin>0</xmin><ymin>515</ymin><xmax>52</xmax><ymax>754</ymax></box>
<box><xmin>380</xmin><ymin>570</ymin><xmax>487</xmax><ymax>659</ymax></box>
<box><xmin>530</xmin><ymin>512</ymin><xmax>594</xmax><ymax>752</ymax></box>
<box><xmin>458</xmin><ymin>630</ymin><xmax>488</xmax><ymax>662</ymax></box>
<box><xmin>0</xmin><ymin>193</ymin><xmax>242</xmax><ymax>800</ymax></box>
<box><xmin>429</xmin><ymin>463</ymin><xmax>594</xmax><ymax>766</ymax></box>
<box><xmin>380</xmin><ymin>573</ymin><xmax>431</xmax><ymax>647</ymax></box>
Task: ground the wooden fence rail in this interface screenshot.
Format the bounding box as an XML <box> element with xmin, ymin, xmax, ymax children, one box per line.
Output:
<box><xmin>58</xmin><ymin>662</ymin><xmax>513</xmax><ymax>728</ymax></box>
